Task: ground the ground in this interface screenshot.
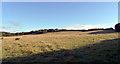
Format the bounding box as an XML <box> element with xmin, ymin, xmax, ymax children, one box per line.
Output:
<box><xmin>1</xmin><ymin>30</ymin><xmax>119</xmax><ymax>63</ymax></box>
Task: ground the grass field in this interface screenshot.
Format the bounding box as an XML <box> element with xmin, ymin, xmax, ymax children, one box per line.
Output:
<box><xmin>1</xmin><ymin>30</ymin><xmax>119</xmax><ymax>63</ymax></box>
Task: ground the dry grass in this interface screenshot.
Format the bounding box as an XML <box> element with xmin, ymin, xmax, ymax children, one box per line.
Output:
<box><xmin>2</xmin><ymin>30</ymin><xmax>119</xmax><ymax>62</ymax></box>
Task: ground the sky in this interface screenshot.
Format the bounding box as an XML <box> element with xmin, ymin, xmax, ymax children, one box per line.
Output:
<box><xmin>2</xmin><ymin>2</ymin><xmax>118</xmax><ymax>32</ymax></box>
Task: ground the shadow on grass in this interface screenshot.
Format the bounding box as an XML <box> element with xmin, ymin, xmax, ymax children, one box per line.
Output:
<box><xmin>2</xmin><ymin>38</ymin><xmax>119</xmax><ymax>64</ymax></box>
<box><xmin>89</xmin><ymin>30</ymin><xmax>116</xmax><ymax>34</ymax></box>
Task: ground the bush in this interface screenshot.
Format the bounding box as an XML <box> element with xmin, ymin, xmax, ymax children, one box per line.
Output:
<box><xmin>115</xmin><ymin>23</ymin><xmax>120</xmax><ymax>32</ymax></box>
<box><xmin>1</xmin><ymin>37</ymin><xmax>3</xmax><ymax>39</ymax></box>
<box><xmin>15</xmin><ymin>38</ymin><xmax>20</xmax><ymax>40</ymax></box>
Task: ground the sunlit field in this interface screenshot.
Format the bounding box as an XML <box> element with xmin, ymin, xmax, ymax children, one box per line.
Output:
<box><xmin>2</xmin><ymin>30</ymin><xmax>119</xmax><ymax>62</ymax></box>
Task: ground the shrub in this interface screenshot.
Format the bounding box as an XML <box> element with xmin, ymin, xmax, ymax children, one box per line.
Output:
<box><xmin>15</xmin><ymin>38</ymin><xmax>20</xmax><ymax>40</ymax></box>
<box><xmin>115</xmin><ymin>23</ymin><xmax>120</xmax><ymax>32</ymax></box>
<box><xmin>1</xmin><ymin>37</ymin><xmax>3</xmax><ymax>39</ymax></box>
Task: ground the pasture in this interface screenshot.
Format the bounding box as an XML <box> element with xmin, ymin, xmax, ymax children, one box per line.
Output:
<box><xmin>1</xmin><ymin>30</ymin><xmax>119</xmax><ymax>63</ymax></box>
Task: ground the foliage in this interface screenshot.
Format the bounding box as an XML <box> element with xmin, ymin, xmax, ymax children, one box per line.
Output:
<box><xmin>115</xmin><ymin>23</ymin><xmax>120</xmax><ymax>32</ymax></box>
<box><xmin>0</xmin><ymin>28</ymin><xmax>114</xmax><ymax>37</ymax></box>
<box><xmin>15</xmin><ymin>38</ymin><xmax>20</xmax><ymax>40</ymax></box>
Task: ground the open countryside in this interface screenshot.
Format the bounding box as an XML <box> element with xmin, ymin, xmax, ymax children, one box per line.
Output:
<box><xmin>1</xmin><ymin>2</ymin><xmax>119</xmax><ymax>63</ymax></box>
<box><xmin>2</xmin><ymin>30</ymin><xmax>119</xmax><ymax>63</ymax></box>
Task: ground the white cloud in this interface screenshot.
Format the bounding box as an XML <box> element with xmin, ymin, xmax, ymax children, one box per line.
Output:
<box><xmin>0</xmin><ymin>29</ymin><xmax>21</xmax><ymax>33</ymax></box>
<box><xmin>58</xmin><ymin>24</ymin><xmax>114</xmax><ymax>30</ymax></box>
<box><xmin>8</xmin><ymin>21</ymin><xmax>21</xmax><ymax>27</ymax></box>
<box><xmin>0</xmin><ymin>26</ymin><xmax>11</xmax><ymax>29</ymax></box>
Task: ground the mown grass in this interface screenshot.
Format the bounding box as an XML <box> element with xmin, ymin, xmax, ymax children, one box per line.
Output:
<box><xmin>1</xmin><ymin>30</ymin><xmax>119</xmax><ymax>62</ymax></box>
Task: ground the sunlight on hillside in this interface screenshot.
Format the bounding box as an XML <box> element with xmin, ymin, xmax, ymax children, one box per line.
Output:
<box><xmin>2</xmin><ymin>30</ymin><xmax>119</xmax><ymax>62</ymax></box>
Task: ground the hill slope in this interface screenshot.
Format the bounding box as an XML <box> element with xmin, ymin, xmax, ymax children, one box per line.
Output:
<box><xmin>2</xmin><ymin>30</ymin><xmax>119</xmax><ymax>63</ymax></box>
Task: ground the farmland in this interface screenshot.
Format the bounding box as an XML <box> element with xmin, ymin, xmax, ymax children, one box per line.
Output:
<box><xmin>1</xmin><ymin>30</ymin><xmax>119</xmax><ymax>63</ymax></box>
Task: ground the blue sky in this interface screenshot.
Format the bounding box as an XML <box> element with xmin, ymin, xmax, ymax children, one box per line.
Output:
<box><xmin>2</xmin><ymin>2</ymin><xmax>118</xmax><ymax>32</ymax></box>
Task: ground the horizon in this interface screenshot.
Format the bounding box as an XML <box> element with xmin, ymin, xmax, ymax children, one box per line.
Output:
<box><xmin>1</xmin><ymin>2</ymin><xmax>118</xmax><ymax>32</ymax></box>
<box><xmin>0</xmin><ymin>26</ymin><xmax>115</xmax><ymax>33</ymax></box>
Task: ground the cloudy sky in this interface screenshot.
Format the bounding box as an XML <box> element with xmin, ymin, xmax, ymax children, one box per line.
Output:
<box><xmin>2</xmin><ymin>2</ymin><xmax>118</xmax><ymax>32</ymax></box>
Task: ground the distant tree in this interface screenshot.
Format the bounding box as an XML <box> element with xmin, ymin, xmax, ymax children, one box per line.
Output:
<box><xmin>105</xmin><ymin>27</ymin><xmax>114</xmax><ymax>30</ymax></box>
<box><xmin>15</xmin><ymin>33</ymin><xmax>20</xmax><ymax>36</ymax></box>
<box><xmin>40</xmin><ymin>29</ymin><xmax>47</xmax><ymax>33</ymax></box>
<box><xmin>21</xmin><ymin>32</ymin><xmax>24</xmax><ymax>35</ymax></box>
<box><xmin>12</xmin><ymin>33</ymin><xmax>16</xmax><ymax>36</ymax></box>
<box><xmin>7</xmin><ymin>33</ymin><xmax>11</xmax><ymax>36</ymax></box>
<box><xmin>30</xmin><ymin>30</ymin><xmax>35</xmax><ymax>34</ymax></box>
<box><xmin>3</xmin><ymin>32</ymin><xmax>11</xmax><ymax>36</ymax></box>
<box><xmin>2</xmin><ymin>32</ymin><xmax>6</xmax><ymax>36</ymax></box>
<box><xmin>115</xmin><ymin>23</ymin><xmax>120</xmax><ymax>32</ymax></box>
<box><xmin>55</xmin><ymin>29</ymin><xmax>59</xmax><ymax>32</ymax></box>
<box><xmin>38</xmin><ymin>30</ymin><xmax>42</xmax><ymax>32</ymax></box>
<box><xmin>48</xmin><ymin>29</ymin><xmax>55</xmax><ymax>32</ymax></box>
<box><xmin>36</xmin><ymin>30</ymin><xmax>42</xmax><ymax>34</ymax></box>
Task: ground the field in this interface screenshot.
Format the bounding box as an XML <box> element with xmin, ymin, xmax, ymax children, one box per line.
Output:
<box><xmin>1</xmin><ymin>30</ymin><xmax>119</xmax><ymax>63</ymax></box>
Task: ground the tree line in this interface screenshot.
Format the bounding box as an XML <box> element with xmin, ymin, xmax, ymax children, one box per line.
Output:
<box><xmin>0</xmin><ymin>27</ymin><xmax>116</xmax><ymax>37</ymax></box>
<box><xmin>1</xmin><ymin>29</ymin><xmax>59</xmax><ymax>37</ymax></box>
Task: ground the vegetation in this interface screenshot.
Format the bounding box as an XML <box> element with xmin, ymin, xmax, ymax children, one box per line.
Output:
<box><xmin>115</xmin><ymin>23</ymin><xmax>120</xmax><ymax>32</ymax></box>
<box><xmin>15</xmin><ymin>38</ymin><xmax>20</xmax><ymax>40</ymax></box>
<box><xmin>0</xmin><ymin>28</ymin><xmax>114</xmax><ymax>37</ymax></box>
<box><xmin>0</xmin><ymin>37</ymin><xmax>3</xmax><ymax>39</ymax></box>
<box><xmin>2</xmin><ymin>30</ymin><xmax>119</xmax><ymax>63</ymax></box>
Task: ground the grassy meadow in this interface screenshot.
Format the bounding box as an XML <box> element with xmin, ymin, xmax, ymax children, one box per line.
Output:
<box><xmin>1</xmin><ymin>30</ymin><xmax>119</xmax><ymax>62</ymax></box>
